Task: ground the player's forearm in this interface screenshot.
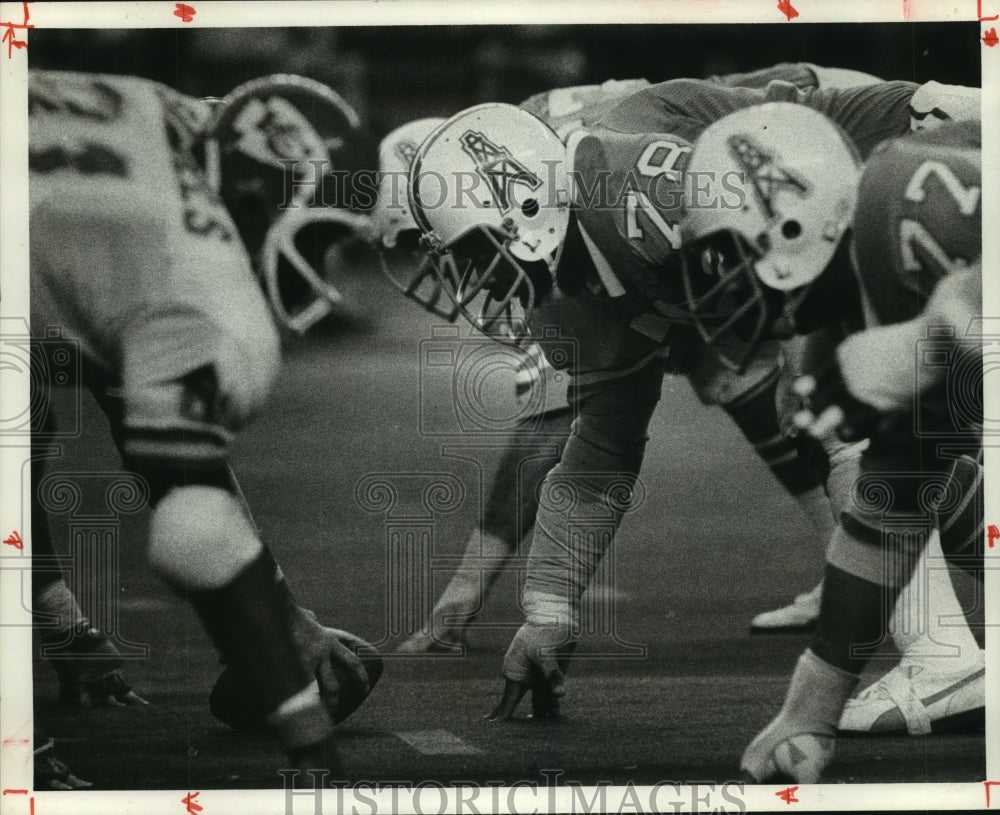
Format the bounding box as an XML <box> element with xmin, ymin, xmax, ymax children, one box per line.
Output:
<box><xmin>522</xmin><ymin>456</ymin><xmax>629</xmax><ymax>624</ymax></box>
<box><xmin>520</xmin><ymin>362</ymin><xmax>664</xmax><ymax>621</ymax></box>
<box><xmin>772</xmin><ymin>80</ymin><xmax>918</xmax><ymax>159</ymax></box>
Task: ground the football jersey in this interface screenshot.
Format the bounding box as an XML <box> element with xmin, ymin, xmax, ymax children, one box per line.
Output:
<box><xmin>600</xmin><ymin>78</ymin><xmax>917</xmax><ymax>158</ymax></box>
<box><xmin>519</xmin><ymin>78</ymin><xmax>652</xmax><ymax>139</ymax></box>
<box><xmin>851</xmin><ymin>119</ymin><xmax>981</xmax><ymax>327</ymax></box>
<box><xmin>568</xmin><ymin>78</ymin><xmax>921</xmax><ymax>311</ymax></box>
<box><xmin>530</xmin><ymin>78</ymin><xmax>920</xmax><ymax>380</ymax></box>
<box><xmin>29</xmin><ymin>71</ymin><xmax>279</xmax><ymax>423</ymax></box>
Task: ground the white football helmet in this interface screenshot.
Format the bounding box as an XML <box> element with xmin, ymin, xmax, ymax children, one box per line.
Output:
<box><xmin>679</xmin><ymin>102</ymin><xmax>861</xmax><ymax>369</ymax></box>
<box><xmin>371</xmin><ymin>117</ymin><xmax>458</xmax><ymax>319</ymax></box>
<box><xmin>206</xmin><ymin>74</ymin><xmax>365</xmax><ymax>334</ymax></box>
<box><xmin>408</xmin><ymin>103</ymin><xmax>572</xmax><ymax>344</ymax></box>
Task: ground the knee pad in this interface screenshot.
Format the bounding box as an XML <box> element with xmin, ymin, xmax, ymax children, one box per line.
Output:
<box><xmin>147</xmin><ymin>485</ymin><xmax>262</xmax><ymax>590</ymax></box>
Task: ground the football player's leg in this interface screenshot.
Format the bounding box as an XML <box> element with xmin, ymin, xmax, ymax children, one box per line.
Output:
<box><xmin>839</xmin><ymin>451</ymin><xmax>985</xmax><ymax>734</ymax></box>
<box><xmin>117</xmin><ymin>321</ymin><xmax>343</xmax><ymax>766</ymax></box>
<box><xmin>742</xmin><ymin>440</ymin><xmax>928</xmax><ymax>782</ymax></box>
<box><xmin>490</xmin><ymin>361</ymin><xmax>665</xmax><ymax>720</ymax></box>
<box><xmin>144</xmin><ymin>474</ymin><xmax>334</xmax><ymax>748</ymax></box>
<box><xmin>936</xmin><ymin>452</ymin><xmax>984</xmax><ymax>571</ymax></box>
<box><xmin>400</xmin><ymin>346</ymin><xmax>575</xmax><ymax>654</ymax></box>
<box><xmin>30</xmin><ymin>362</ymin><xmax>147</xmax><ymax>707</ymax></box>
<box><xmin>525</xmin><ymin>361</ymin><xmax>664</xmax><ymax>612</ymax></box>
<box><xmin>839</xmin><ymin>397</ymin><xmax>984</xmax><ymax>733</ymax></box>
<box><xmin>839</xmin><ymin>530</ymin><xmax>985</xmax><ymax>734</ymax></box>
<box><xmin>691</xmin><ymin>341</ymin><xmax>831</xmax><ymax>631</ymax></box>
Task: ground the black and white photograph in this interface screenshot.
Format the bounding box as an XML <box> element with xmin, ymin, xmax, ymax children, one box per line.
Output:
<box><xmin>0</xmin><ymin>2</ymin><xmax>996</xmax><ymax>812</ymax></box>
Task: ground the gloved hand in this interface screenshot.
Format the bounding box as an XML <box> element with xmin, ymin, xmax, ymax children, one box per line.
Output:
<box><xmin>45</xmin><ymin>628</ymin><xmax>149</xmax><ymax>707</ymax></box>
<box><xmin>791</xmin><ymin>364</ymin><xmax>895</xmax><ymax>444</ymax></box>
<box><xmin>485</xmin><ymin>621</ymin><xmax>576</xmax><ymax>721</ymax></box>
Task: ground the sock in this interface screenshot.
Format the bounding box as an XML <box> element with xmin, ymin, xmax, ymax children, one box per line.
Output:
<box><xmin>724</xmin><ymin>371</ymin><xmax>827</xmax><ymax>502</ymax></box>
<box><xmin>187</xmin><ymin>551</ymin><xmax>314</xmax><ymax>718</ymax></box>
<box><xmin>794</xmin><ymin>484</ymin><xmax>836</xmax><ymax>556</ymax></box>
<box><xmin>432</xmin><ymin>530</ymin><xmax>513</xmax><ymax>626</ymax></box>
<box><xmin>811</xmin><ymin>564</ymin><xmax>903</xmax><ymax>675</ymax></box>
<box><xmin>267</xmin><ymin>680</ymin><xmax>333</xmax><ymax>751</ymax></box>
<box><xmin>938</xmin><ymin>453</ymin><xmax>985</xmax><ymax>573</ymax></box>
<box><xmin>779</xmin><ymin>648</ymin><xmax>860</xmax><ymax>731</ymax></box>
<box><xmin>34</xmin><ymin>579</ymin><xmax>89</xmax><ymax>635</ymax></box>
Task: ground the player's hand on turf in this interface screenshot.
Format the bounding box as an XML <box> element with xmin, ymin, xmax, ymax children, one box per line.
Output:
<box><xmin>34</xmin><ymin>738</ymin><xmax>93</xmax><ymax>790</ymax></box>
<box><xmin>791</xmin><ymin>365</ymin><xmax>886</xmax><ymax>444</ymax></box>
<box><xmin>485</xmin><ymin>623</ymin><xmax>575</xmax><ymax>721</ymax></box>
<box><xmin>62</xmin><ymin>667</ymin><xmax>149</xmax><ymax>707</ymax></box>
<box><xmin>314</xmin><ymin>627</ymin><xmax>373</xmax><ymax>698</ymax></box>
<box><xmin>50</xmin><ymin>629</ymin><xmax>149</xmax><ymax>707</ymax></box>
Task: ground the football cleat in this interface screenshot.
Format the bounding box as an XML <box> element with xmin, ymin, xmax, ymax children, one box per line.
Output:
<box><xmin>209</xmin><ymin>607</ymin><xmax>383</xmax><ymax>732</ymax></box>
<box><xmin>749</xmin><ymin>582</ymin><xmax>821</xmax><ymax>634</ymax></box>
<box><xmin>838</xmin><ymin>651</ymin><xmax>985</xmax><ymax>735</ymax></box>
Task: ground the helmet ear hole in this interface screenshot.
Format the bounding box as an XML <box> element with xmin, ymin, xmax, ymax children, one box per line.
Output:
<box><xmin>781</xmin><ymin>220</ymin><xmax>802</xmax><ymax>239</ymax></box>
<box><xmin>521</xmin><ymin>198</ymin><xmax>540</xmax><ymax>218</ymax></box>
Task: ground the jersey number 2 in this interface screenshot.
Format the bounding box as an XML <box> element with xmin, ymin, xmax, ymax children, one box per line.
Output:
<box><xmin>899</xmin><ymin>160</ymin><xmax>980</xmax><ymax>275</ymax></box>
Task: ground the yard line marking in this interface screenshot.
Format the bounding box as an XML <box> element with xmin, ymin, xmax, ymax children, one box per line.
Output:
<box><xmin>394</xmin><ymin>729</ymin><xmax>482</xmax><ymax>755</ymax></box>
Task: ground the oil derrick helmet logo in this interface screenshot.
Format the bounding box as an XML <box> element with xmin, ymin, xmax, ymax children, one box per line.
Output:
<box><xmin>459</xmin><ymin>130</ymin><xmax>542</xmax><ymax>214</ymax></box>
<box><xmin>232</xmin><ymin>96</ymin><xmax>330</xmax><ymax>170</ymax></box>
<box><xmin>395</xmin><ymin>139</ymin><xmax>420</xmax><ymax>168</ymax></box>
<box><xmin>728</xmin><ymin>134</ymin><xmax>809</xmax><ymax>218</ymax></box>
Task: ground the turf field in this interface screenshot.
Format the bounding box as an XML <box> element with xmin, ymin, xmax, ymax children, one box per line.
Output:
<box><xmin>32</xmin><ymin>255</ymin><xmax>985</xmax><ymax>792</ymax></box>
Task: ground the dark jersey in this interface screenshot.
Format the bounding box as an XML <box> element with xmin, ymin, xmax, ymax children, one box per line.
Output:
<box><xmin>851</xmin><ymin>120</ymin><xmax>982</xmax><ymax>327</ymax></box>
<box><xmin>542</xmin><ymin>78</ymin><xmax>920</xmax><ymax>377</ymax></box>
<box><xmin>564</xmin><ymin>79</ymin><xmax>918</xmax><ymax>313</ymax></box>
<box><xmin>600</xmin><ymin>78</ymin><xmax>916</xmax><ymax>158</ymax></box>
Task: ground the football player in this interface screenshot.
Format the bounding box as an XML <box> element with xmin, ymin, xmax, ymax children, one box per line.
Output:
<box><xmin>378</xmin><ymin>67</ymin><xmax>868</xmax><ymax>654</ymax></box>
<box><xmin>404</xmin><ymin>75</ymin><xmax>934</xmax><ymax>723</ymax></box>
<box><xmin>29</xmin><ymin>70</ymin><xmax>380</xmax><ymax>780</ymax></box>
<box><xmin>677</xmin><ymin>103</ymin><xmax>982</xmax><ymax>781</ymax></box>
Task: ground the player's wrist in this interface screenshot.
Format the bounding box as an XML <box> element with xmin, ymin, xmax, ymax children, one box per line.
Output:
<box><xmin>522</xmin><ymin>590</ymin><xmax>578</xmax><ymax>629</ymax></box>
